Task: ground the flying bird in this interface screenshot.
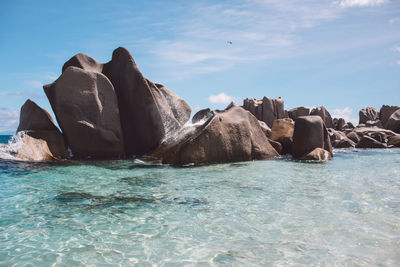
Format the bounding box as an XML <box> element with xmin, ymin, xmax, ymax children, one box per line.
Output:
<box><xmin>227</xmin><ymin>41</ymin><xmax>232</xmax><ymax>45</ymax></box>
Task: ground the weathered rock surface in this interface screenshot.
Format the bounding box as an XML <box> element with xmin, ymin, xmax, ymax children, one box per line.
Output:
<box><xmin>359</xmin><ymin>107</ymin><xmax>379</xmax><ymax>124</ymax></box>
<box><xmin>388</xmin><ymin>135</ymin><xmax>400</xmax><ymax>147</ymax></box>
<box><xmin>356</xmin><ymin>136</ymin><xmax>386</xmax><ymax>148</ymax></box>
<box><xmin>17</xmin><ymin>99</ymin><xmax>59</xmax><ymax>132</ymax></box>
<box><xmin>44</xmin><ymin>66</ymin><xmax>124</xmax><ymax>158</ymax></box>
<box><xmin>192</xmin><ymin>108</ymin><xmax>213</xmax><ymax>124</ymax></box>
<box><xmin>151</xmin><ymin>106</ymin><xmax>279</xmax><ymax>165</ymax></box>
<box><xmin>379</xmin><ymin>105</ymin><xmax>400</xmax><ymax>128</ymax></box>
<box><xmin>386</xmin><ymin>109</ymin><xmax>400</xmax><ymax>134</ymax></box>
<box><xmin>333</xmin><ymin>118</ymin><xmax>346</xmax><ymax>131</ymax></box>
<box><xmin>17</xmin><ymin>131</ymin><xmax>68</xmax><ymax>161</ymax></box>
<box><xmin>243</xmin><ymin>97</ymin><xmax>287</xmax><ymax>127</ymax></box>
<box><xmin>310</xmin><ymin>106</ymin><xmax>333</xmax><ymax>128</ymax></box>
<box><xmin>288</xmin><ymin>107</ymin><xmax>309</xmax><ymax>121</ymax></box>
<box><xmin>270</xmin><ymin>118</ymin><xmax>294</xmax><ymax>154</ymax></box>
<box><xmin>268</xmin><ymin>139</ymin><xmax>282</xmax><ymax>154</ymax></box>
<box><xmin>292</xmin><ymin>116</ymin><xmax>332</xmax><ymax>159</ymax></box>
<box><xmin>301</xmin><ymin>148</ymin><xmax>332</xmax><ymax>161</ymax></box>
<box><xmin>335</xmin><ymin>138</ymin><xmax>355</xmax><ymax>148</ymax></box>
<box><xmin>346</xmin><ymin>131</ymin><xmax>362</xmax><ymax>143</ymax></box>
<box><xmin>258</xmin><ymin>120</ymin><xmax>271</xmax><ymax>138</ymax></box>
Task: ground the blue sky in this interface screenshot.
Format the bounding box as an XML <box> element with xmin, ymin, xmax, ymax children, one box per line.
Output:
<box><xmin>0</xmin><ymin>0</ymin><xmax>399</xmax><ymax>133</ymax></box>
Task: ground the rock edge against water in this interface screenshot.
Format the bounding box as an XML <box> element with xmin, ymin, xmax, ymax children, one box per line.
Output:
<box><xmin>14</xmin><ymin>47</ymin><xmax>399</xmax><ymax>164</ymax></box>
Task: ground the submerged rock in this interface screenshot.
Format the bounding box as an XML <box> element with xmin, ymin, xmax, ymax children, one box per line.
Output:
<box><xmin>151</xmin><ymin>106</ymin><xmax>279</xmax><ymax>165</ymax></box>
<box><xmin>301</xmin><ymin>148</ymin><xmax>332</xmax><ymax>161</ymax></box>
<box><xmin>44</xmin><ymin>66</ymin><xmax>124</xmax><ymax>158</ymax></box>
<box><xmin>292</xmin><ymin>116</ymin><xmax>332</xmax><ymax>160</ymax></box>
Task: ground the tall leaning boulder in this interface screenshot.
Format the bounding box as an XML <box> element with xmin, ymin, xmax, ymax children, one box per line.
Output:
<box><xmin>292</xmin><ymin>116</ymin><xmax>332</xmax><ymax>160</ymax></box>
<box><xmin>152</xmin><ymin>106</ymin><xmax>279</xmax><ymax>165</ymax></box>
<box><xmin>63</xmin><ymin>47</ymin><xmax>191</xmax><ymax>156</ymax></box>
<box><xmin>386</xmin><ymin>110</ymin><xmax>400</xmax><ymax>134</ymax></box>
<box><xmin>379</xmin><ymin>105</ymin><xmax>399</xmax><ymax>128</ymax></box>
<box><xmin>44</xmin><ymin>66</ymin><xmax>124</xmax><ymax>158</ymax></box>
<box><xmin>310</xmin><ymin>106</ymin><xmax>333</xmax><ymax>129</ymax></box>
<box><xmin>16</xmin><ymin>100</ymin><xmax>68</xmax><ymax>161</ymax></box>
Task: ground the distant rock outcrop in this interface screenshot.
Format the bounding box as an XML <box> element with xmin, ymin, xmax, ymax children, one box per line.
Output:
<box><xmin>243</xmin><ymin>96</ymin><xmax>287</xmax><ymax>128</ymax></box>
<box><xmin>151</xmin><ymin>106</ymin><xmax>279</xmax><ymax>165</ymax></box>
<box><xmin>386</xmin><ymin>109</ymin><xmax>400</xmax><ymax>134</ymax></box>
<box><xmin>310</xmin><ymin>106</ymin><xmax>333</xmax><ymax>128</ymax></box>
<box><xmin>291</xmin><ymin>116</ymin><xmax>332</xmax><ymax>160</ymax></box>
<box><xmin>359</xmin><ymin>107</ymin><xmax>379</xmax><ymax>125</ymax></box>
<box><xmin>379</xmin><ymin>105</ymin><xmax>400</xmax><ymax>128</ymax></box>
<box><xmin>288</xmin><ymin>107</ymin><xmax>309</xmax><ymax>120</ymax></box>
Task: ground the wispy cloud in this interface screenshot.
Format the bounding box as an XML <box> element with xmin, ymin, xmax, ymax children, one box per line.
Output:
<box><xmin>389</xmin><ymin>17</ymin><xmax>400</xmax><ymax>24</ymax></box>
<box><xmin>393</xmin><ymin>45</ymin><xmax>400</xmax><ymax>52</ymax></box>
<box><xmin>208</xmin><ymin>92</ymin><xmax>236</xmax><ymax>104</ymax></box>
<box><xmin>338</xmin><ymin>0</ymin><xmax>387</xmax><ymax>8</ymax></box>
<box><xmin>331</xmin><ymin>107</ymin><xmax>358</xmax><ymax>125</ymax></box>
<box><xmin>0</xmin><ymin>109</ymin><xmax>19</xmax><ymax>133</ymax></box>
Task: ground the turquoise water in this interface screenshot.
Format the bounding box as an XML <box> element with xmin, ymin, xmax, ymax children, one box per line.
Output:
<box><xmin>0</xmin><ymin>135</ymin><xmax>399</xmax><ymax>266</ymax></box>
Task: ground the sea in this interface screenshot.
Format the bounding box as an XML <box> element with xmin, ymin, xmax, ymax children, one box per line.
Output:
<box><xmin>0</xmin><ymin>134</ymin><xmax>399</xmax><ymax>266</ymax></box>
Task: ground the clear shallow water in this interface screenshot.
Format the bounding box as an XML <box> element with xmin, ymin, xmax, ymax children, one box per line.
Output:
<box><xmin>0</xmin><ymin>136</ymin><xmax>399</xmax><ymax>266</ymax></box>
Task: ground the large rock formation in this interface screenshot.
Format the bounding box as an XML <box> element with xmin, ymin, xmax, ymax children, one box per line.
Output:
<box><xmin>60</xmin><ymin>47</ymin><xmax>191</xmax><ymax>156</ymax></box>
<box><xmin>44</xmin><ymin>66</ymin><xmax>124</xmax><ymax>158</ymax></box>
<box><xmin>288</xmin><ymin>107</ymin><xmax>309</xmax><ymax>120</ymax></box>
<box><xmin>243</xmin><ymin>96</ymin><xmax>287</xmax><ymax>127</ymax></box>
<box><xmin>359</xmin><ymin>107</ymin><xmax>379</xmax><ymax>125</ymax></box>
<box><xmin>291</xmin><ymin>116</ymin><xmax>332</xmax><ymax>160</ymax></box>
<box><xmin>16</xmin><ymin>100</ymin><xmax>68</xmax><ymax>161</ymax></box>
<box><xmin>379</xmin><ymin>105</ymin><xmax>400</xmax><ymax>128</ymax></box>
<box><xmin>151</xmin><ymin>106</ymin><xmax>279</xmax><ymax>165</ymax></box>
<box><xmin>356</xmin><ymin>136</ymin><xmax>386</xmax><ymax>148</ymax></box>
<box><xmin>386</xmin><ymin>110</ymin><xmax>400</xmax><ymax>134</ymax></box>
<box><xmin>310</xmin><ymin>106</ymin><xmax>333</xmax><ymax>128</ymax></box>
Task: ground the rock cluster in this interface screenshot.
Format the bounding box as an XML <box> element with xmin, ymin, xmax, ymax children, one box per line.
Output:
<box><xmin>14</xmin><ymin>47</ymin><xmax>399</xmax><ymax>164</ymax></box>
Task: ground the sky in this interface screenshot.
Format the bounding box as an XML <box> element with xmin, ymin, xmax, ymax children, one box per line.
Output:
<box><xmin>0</xmin><ymin>0</ymin><xmax>399</xmax><ymax>134</ymax></box>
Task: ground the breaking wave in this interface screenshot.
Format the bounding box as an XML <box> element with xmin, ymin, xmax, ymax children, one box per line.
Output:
<box><xmin>0</xmin><ymin>132</ymin><xmax>25</xmax><ymax>161</ymax></box>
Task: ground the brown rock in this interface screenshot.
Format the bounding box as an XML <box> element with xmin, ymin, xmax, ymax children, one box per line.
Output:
<box><xmin>17</xmin><ymin>99</ymin><xmax>59</xmax><ymax>132</ymax></box>
<box><xmin>292</xmin><ymin>116</ymin><xmax>332</xmax><ymax>159</ymax></box>
<box><xmin>335</xmin><ymin>138</ymin><xmax>355</xmax><ymax>148</ymax></box>
<box><xmin>192</xmin><ymin>108</ymin><xmax>213</xmax><ymax>124</ymax></box>
<box><xmin>17</xmin><ymin>131</ymin><xmax>68</xmax><ymax>161</ymax></box>
<box><xmin>301</xmin><ymin>148</ymin><xmax>332</xmax><ymax>161</ymax></box>
<box><xmin>310</xmin><ymin>106</ymin><xmax>333</xmax><ymax>128</ymax></box>
<box><xmin>388</xmin><ymin>135</ymin><xmax>400</xmax><ymax>147</ymax></box>
<box><xmin>346</xmin><ymin>131</ymin><xmax>362</xmax><ymax>143</ymax></box>
<box><xmin>359</xmin><ymin>107</ymin><xmax>379</xmax><ymax>124</ymax></box>
<box><xmin>243</xmin><ymin>98</ymin><xmax>263</xmax><ymax>120</ymax></box>
<box><xmin>262</xmin><ymin>96</ymin><xmax>287</xmax><ymax>127</ymax></box>
<box><xmin>268</xmin><ymin>139</ymin><xmax>282</xmax><ymax>154</ymax></box>
<box><xmin>379</xmin><ymin>105</ymin><xmax>400</xmax><ymax>128</ymax></box>
<box><xmin>152</xmin><ymin>106</ymin><xmax>279</xmax><ymax>165</ymax></box>
<box><xmin>386</xmin><ymin>110</ymin><xmax>400</xmax><ymax>134</ymax></box>
<box><xmin>288</xmin><ymin>107</ymin><xmax>309</xmax><ymax>120</ymax></box>
<box><xmin>258</xmin><ymin>120</ymin><xmax>271</xmax><ymax>138</ymax></box>
<box><xmin>270</xmin><ymin>118</ymin><xmax>294</xmax><ymax>154</ymax></box>
<box><xmin>44</xmin><ymin>66</ymin><xmax>124</xmax><ymax>158</ymax></box>
<box><xmin>355</xmin><ymin>136</ymin><xmax>386</xmax><ymax>148</ymax></box>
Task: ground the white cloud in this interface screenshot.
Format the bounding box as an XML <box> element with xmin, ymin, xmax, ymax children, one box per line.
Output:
<box><xmin>389</xmin><ymin>17</ymin><xmax>400</xmax><ymax>24</ymax></box>
<box><xmin>208</xmin><ymin>92</ymin><xmax>236</xmax><ymax>104</ymax></box>
<box><xmin>331</xmin><ymin>107</ymin><xmax>358</xmax><ymax>125</ymax></box>
<box><xmin>339</xmin><ymin>0</ymin><xmax>386</xmax><ymax>8</ymax></box>
<box><xmin>0</xmin><ymin>110</ymin><xmax>19</xmax><ymax>133</ymax></box>
<box><xmin>393</xmin><ymin>46</ymin><xmax>400</xmax><ymax>52</ymax></box>
<box><xmin>25</xmin><ymin>80</ymin><xmax>43</xmax><ymax>89</ymax></box>
<box><xmin>397</xmin><ymin>60</ymin><xmax>400</xmax><ymax>65</ymax></box>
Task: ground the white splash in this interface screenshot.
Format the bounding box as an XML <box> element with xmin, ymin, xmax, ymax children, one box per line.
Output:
<box><xmin>0</xmin><ymin>132</ymin><xmax>25</xmax><ymax>160</ymax></box>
